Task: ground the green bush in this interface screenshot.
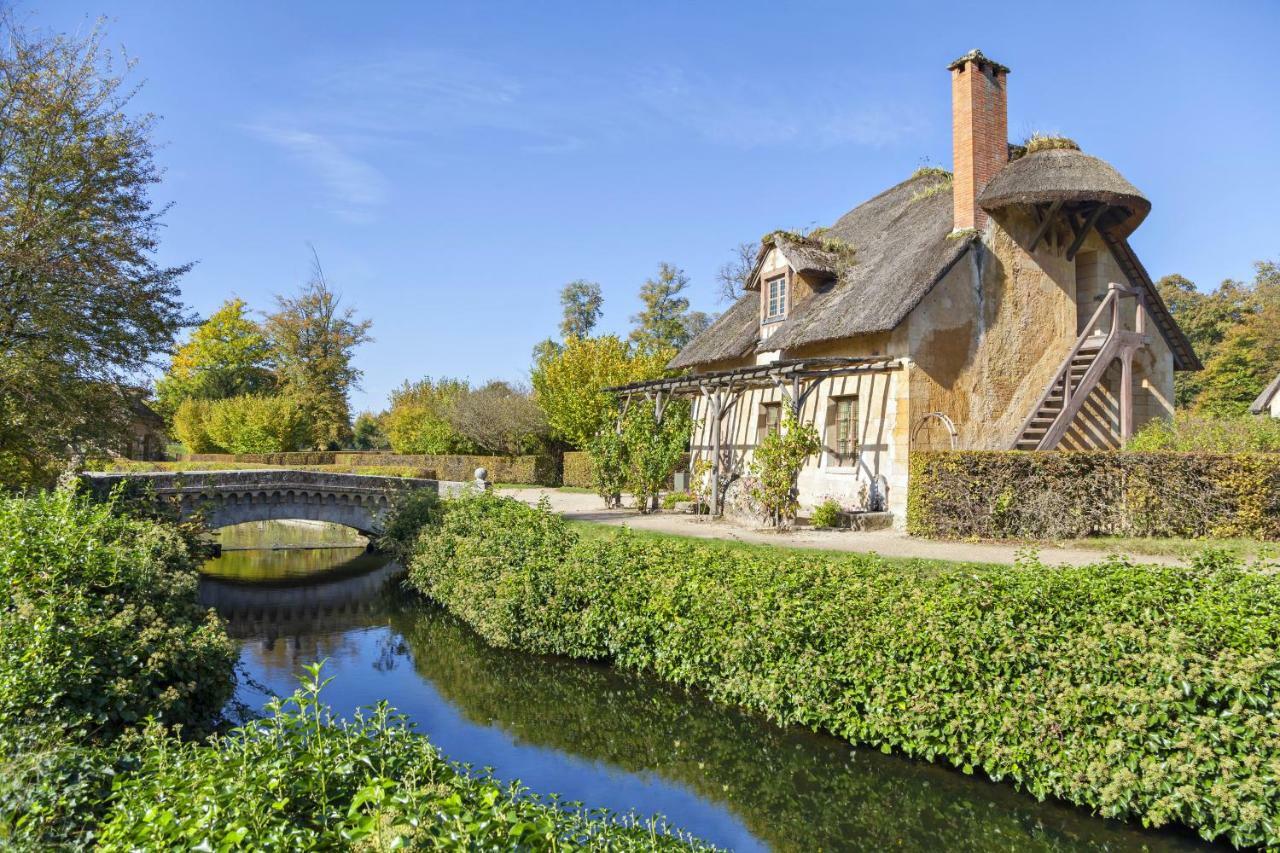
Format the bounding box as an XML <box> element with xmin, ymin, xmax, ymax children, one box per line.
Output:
<box><xmin>402</xmin><ymin>494</ymin><xmax>1280</xmax><ymax>848</ymax></box>
<box><xmin>334</xmin><ymin>452</ymin><xmax>559</xmax><ymax>486</ymax></box>
<box><xmin>563</xmin><ymin>450</ymin><xmax>594</xmax><ymax>487</ymax></box>
<box><xmin>809</xmin><ymin>498</ymin><xmax>843</xmax><ymax>528</ymax></box>
<box><xmin>661</xmin><ymin>490</ymin><xmax>692</xmax><ymax>510</ymax></box>
<box><xmin>909</xmin><ymin>451</ymin><xmax>1280</xmax><ymax>540</ymax></box>
<box><xmin>172</xmin><ymin>397</ymin><xmax>219</xmax><ymax>454</ymax></box>
<box><xmin>1129</xmin><ymin>413</ymin><xmax>1280</xmax><ymax>453</ymax></box>
<box><xmin>0</xmin><ymin>489</ymin><xmax>236</xmax><ymax>741</ymax></box>
<box><xmin>204</xmin><ymin>394</ymin><xmax>311</xmax><ymax>454</ymax></box>
<box><xmin>95</xmin><ymin>667</ymin><xmax>706</xmax><ymax>851</ymax></box>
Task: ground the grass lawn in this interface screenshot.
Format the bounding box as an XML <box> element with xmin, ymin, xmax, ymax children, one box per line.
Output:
<box><xmin>1055</xmin><ymin>535</ymin><xmax>1277</xmax><ymax>560</ymax></box>
<box><xmin>566</xmin><ymin>518</ymin><xmax>1006</xmax><ymax>572</ymax></box>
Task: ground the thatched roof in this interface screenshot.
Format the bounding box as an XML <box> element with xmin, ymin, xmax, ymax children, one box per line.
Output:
<box><xmin>670</xmin><ymin>172</ymin><xmax>970</xmax><ymax>367</ymax></box>
<box><xmin>757</xmin><ymin>173</ymin><xmax>975</xmax><ymax>352</ymax></box>
<box><xmin>772</xmin><ymin>235</ymin><xmax>841</xmax><ymax>279</ymax></box>
<box><xmin>1252</xmin><ymin>373</ymin><xmax>1280</xmax><ymax>415</ymax></box>
<box><xmin>670</xmin><ymin>153</ymin><xmax>1197</xmax><ymax>373</ymax></box>
<box><xmin>978</xmin><ymin>148</ymin><xmax>1150</xmax><ymax>237</ymax></box>
<box><xmin>668</xmin><ymin>290</ymin><xmax>762</xmax><ymax>369</ymax></box>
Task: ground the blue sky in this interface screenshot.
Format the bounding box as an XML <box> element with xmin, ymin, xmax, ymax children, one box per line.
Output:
<box><xmin>31</xmin><ymin>1</ymin><xmax>1280</xmax><ymax>412</ymax></box>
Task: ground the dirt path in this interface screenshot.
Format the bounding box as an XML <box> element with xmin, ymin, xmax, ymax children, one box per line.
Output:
<box><xmin>498</xmin><ymin>487</ymin><xmax>1188</xmax><ymax>568</ymax></box>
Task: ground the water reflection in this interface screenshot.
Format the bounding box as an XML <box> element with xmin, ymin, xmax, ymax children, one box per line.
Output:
<box><xmin>201</xmin><ymin>547</ymin><xmax>1217</xmax><ymax>853</ymax></box>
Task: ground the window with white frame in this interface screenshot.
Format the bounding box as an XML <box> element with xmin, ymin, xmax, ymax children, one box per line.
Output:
<box><xmin>764</xmin><ymin>275</ymin><xmax>787</xmax><ymax>321</ymax></box>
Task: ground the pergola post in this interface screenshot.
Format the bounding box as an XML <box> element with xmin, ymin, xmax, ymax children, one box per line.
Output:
<box><xmin>1119</xmin><ymin>348</ymin><xmax>1134</xmax><ymax>444</ymax></box>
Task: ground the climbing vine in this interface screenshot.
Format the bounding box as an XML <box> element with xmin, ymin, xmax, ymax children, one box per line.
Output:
<box><xmin>749</xmin><ymin>408</ymin><xmax>821</xmax><ymax>529</ymax></box>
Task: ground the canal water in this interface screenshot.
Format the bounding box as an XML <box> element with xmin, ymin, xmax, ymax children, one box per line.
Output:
<box><xmin>199</xmin><ymin>525</ymin><xmax>1215</xmax><ymax>852</ymax></box>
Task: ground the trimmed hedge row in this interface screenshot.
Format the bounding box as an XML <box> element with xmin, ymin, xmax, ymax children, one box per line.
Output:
<box><xmin>397</xmin><ymin>493</ymin><xmax>1280</xmax><ymax>848</ymax></box>
<box><xmin>185</xmin><ymin>451</ymin><xmax>336</xmax><ymax>466</ymax></box>
<box><xmin>562</xmin><ymin>451</ymin><xmax>594</xmax><ymax>488</ymax></box>
<box><xmin>334</xmin><ymin>452</ymin><xmax>559</xmax><ymax>486</ymax></box>
<box><xmin>908</xmin><ymin>451</ymin><xmax>1280</xmax><ymax>540</ymax></box>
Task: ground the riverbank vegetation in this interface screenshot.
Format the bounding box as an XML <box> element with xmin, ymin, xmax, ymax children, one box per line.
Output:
<box><xmin>0</xmin><ymin>489</ymin><xmax>711</xmax><ymax>849</ymax></box>
<box><xmin>391</xmin><ymin>492</ymin><xmax>1280</xmax><ymax>848</ymax></box>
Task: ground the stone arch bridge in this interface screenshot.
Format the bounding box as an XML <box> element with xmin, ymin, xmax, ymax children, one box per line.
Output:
<box><xmin>80</xmin><ymin>470</ymin><xmax>468</xmax><ymax>537</ymax></box>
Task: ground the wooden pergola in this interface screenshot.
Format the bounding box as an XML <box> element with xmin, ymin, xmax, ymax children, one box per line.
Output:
<box><xmin>606</xmin><ymin>357</ymin><xmax>901</xmax><ymax>515</ymax></box>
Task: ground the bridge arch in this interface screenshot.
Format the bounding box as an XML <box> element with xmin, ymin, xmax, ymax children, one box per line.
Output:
<box><xmin>81</xmin><ymin>469</ymin><xmax>465</xmax><ymax>537</ymax></box>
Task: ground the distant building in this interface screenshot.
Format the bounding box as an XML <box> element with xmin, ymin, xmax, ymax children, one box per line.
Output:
<box><xmin>614</xmin><ymin>50</ymin><xmax>1199</xmax><ymax>525</ymax></box>
<box><xmin>1252</xmin><ymin>374</ymin><xmax>1280</xmax><ymax>418</ymax></box>
<box><xmin>123</xmin><ymin>391</ymin><xmax>167</xmax><ymax>460</ymax></box>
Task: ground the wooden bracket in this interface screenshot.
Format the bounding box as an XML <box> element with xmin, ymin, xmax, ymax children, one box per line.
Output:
<box><xmin>1028</xmin><ymin>199</ymin><xmax>1063</xmax><ymax>253</ymax></box>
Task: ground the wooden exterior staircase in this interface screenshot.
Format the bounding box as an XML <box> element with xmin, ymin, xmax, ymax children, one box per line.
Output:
<box><xmin>1012</xmin><ymin>282</ymin><xmax>1149</xmax><ymax>450</ymax></box>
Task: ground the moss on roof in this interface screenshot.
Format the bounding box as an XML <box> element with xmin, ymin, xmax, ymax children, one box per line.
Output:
<box><xmin>1024</xmin><ymin>134</ymin><xmax>1081</xmax><ymax>155</ymax></box>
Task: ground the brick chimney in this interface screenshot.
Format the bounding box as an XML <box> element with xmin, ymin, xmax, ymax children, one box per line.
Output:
<box><xmin>949</xmin><ymin>50</ymin><xmax>1009</xmax><ymax>232</ymax></box>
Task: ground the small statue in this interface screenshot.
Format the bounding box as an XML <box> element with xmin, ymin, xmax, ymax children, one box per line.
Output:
<box><xmin>474</xmin><ymin>467</ymin><xmax>492</xmax><ymax>491</ymax></box>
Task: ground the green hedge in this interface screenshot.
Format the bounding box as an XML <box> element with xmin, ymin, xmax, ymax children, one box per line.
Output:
<box><xmin>563</xmin><ymin>450</ymin><xmax>594</xmax><ymax>488</ymax></box>
<box><xmin>333</xmin><ymin>452</ymin><xmax>559</xmax><ymax>486</ymax></box>
<box><xmin>399</xmin><ymin>493</ymin><xmax>1280</xmax><ymax>848</ymax></box>
<box><xmin>908</xmin><ymin>451</ymin><xmax>1280</xmax><ymax>540</ymax></box>
<box><xmin>186</xmin><ymin>451</ymin><xmax>337</xmax><ymax>466</ymax></box>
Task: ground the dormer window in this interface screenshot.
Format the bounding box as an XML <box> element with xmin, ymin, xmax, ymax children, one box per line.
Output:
<box><xmin>765</xmin><ymin>275</ymin><xmax>787</xmax><ymax>322</ymax></box>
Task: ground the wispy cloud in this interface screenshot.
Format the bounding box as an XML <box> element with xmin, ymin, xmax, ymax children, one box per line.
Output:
<box><xmin>629</xmin><ymin>66</ymin><xmax>927</xmax><ymax>149</ymax></box>
<box><xmin>246</xmin><ymin>50</ymin><xmax>925</xmax><ymax>220</ymax></box>
<box><xmin>248</xmin><ymin>125</ymin><xmax>388</xmax><ymax>222</ymax></box>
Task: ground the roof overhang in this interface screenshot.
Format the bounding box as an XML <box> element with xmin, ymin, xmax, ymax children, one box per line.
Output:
<box><xmin>1251</xmin><ymin>374</ymin><xmax>1280</xmax><ymax>415</ymax></box>
<box><xmin>605</xmin><ymin>356</ymin><xmax>902</xmax><ymax>399</ymax></box>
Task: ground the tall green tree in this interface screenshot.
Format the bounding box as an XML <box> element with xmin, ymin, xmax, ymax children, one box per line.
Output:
<box><xmin>154</xmin><ymin>298</ymin><xmax>275</xmax><ymax>421</ymax></box>
<box><xmin>383</xmin><ymin>378</ymin><xmax>474</xmax><ymax>455</ymax></box>
<box><xmin>1156</xmin><ymin>274</ymin><xmax>1249</xmax><ymax>408</ymax></box>
<box><xmin>629</xmin><ymin>263</ymin><xmax>710</xmax><ymax>354</ymax></box>
<box><xmin>531</xmin><ymin>335</ymin><xmax>670</xmax><ymax>448</ymax></box>
<box><xmin>0</xmin><ymin>16</ymin><xmax>191</xmax><ymax>486</ymax></box>
<box><xmin>1193</xmin><ymin>261</ymin><xmax>1280</xmax><ymax>416</ymax></box>
<box><xmin>264</xmin><ymin>256</ymin><xmax>372</xmax><ymax>449</ymax></box>
<box><xmin>559</xmin><ymin>280</ymin><xmax>603</xmax><ymax>340</ymax></box>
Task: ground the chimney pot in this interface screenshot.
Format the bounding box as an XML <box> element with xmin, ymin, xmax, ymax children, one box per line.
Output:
<box><xmin>950</xmin><ymin>50</ymin><xmax>1009</xmax><ymax>232</ymax></box>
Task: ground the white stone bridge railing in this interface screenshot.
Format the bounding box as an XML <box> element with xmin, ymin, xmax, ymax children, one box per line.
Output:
<box><xmin>79</xmin><ymin>469</ymin><xmax>469</xmax><ymax>536</ymax></box>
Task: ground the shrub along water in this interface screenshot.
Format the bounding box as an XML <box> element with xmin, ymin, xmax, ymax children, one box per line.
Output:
<box><xmin>97</xmin><ymin>665</ymin><xmax>708</xmax><ymax>851</ymax></box>
<box><xmin>0</xmin><ymin>489</ymin><xmax>713</xmax><ymax>850</ymax></box>
<box><xmin>397</xmin><ymin>493</ymin><xmax>1280</xmax><ymax>848</ymax></box>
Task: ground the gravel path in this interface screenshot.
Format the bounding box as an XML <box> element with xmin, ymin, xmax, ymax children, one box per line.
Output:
<box><xmin>497</xmin><ymin>487</ymin><xmax>1188</xmax><ymax>568</ymax></box>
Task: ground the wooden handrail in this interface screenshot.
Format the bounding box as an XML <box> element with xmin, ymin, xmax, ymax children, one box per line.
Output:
<box><xmin>1012</xmin><ymin>287</ymin><xmax>1120</xmax><ymax>446</ymax></box>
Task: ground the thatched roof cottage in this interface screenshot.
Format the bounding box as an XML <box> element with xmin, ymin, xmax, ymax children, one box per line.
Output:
<box><xmin>613</xmin><ymin>50</ymin><xmax>1199</xmax><ymax>525</ymax></box>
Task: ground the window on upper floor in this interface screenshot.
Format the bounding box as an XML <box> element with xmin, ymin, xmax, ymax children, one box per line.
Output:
<box><xmin>764</xmin><ymin>275</ymin><xmax>787</xmax><ymax>322</ymax></box>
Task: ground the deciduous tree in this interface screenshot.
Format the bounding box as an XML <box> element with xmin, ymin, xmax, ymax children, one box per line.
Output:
<box><xmin>559</xmin><ymin>280</ymin><xmax>603</xmax><ymax>340</ymax></box>
<box><xmin>154</xmin><ymin>298</ymin><xmax>275</xmax><ymax>421</ymax></box>
<box><xmin>0</xmin><ymin>15</ymin><xmax>191</xmax><ymax>486</ymax></box>
<box><xmin>629</xmin><ymin>263</ymin><xmax>708</xmax><ymax>354</ymax></box>
<box><xmin>530</xmin><ymin>335</ymin><xmax>670</xmax><ymax>448</ymax></box>
<box><xmin>264</xmin><ymin>255</ymin><xmax>372</xmax><ymax>449</ymax></box>
<box><xmin>716</xmin><ymin>242</ymin><xmax>757</xmax><ymax>304</ymax></box>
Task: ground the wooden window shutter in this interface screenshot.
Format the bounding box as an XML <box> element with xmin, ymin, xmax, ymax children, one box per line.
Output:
<box><xmin>823</xmin><ymin>396</ymin><xmax>838</xmax><ymax>457</ymax></box>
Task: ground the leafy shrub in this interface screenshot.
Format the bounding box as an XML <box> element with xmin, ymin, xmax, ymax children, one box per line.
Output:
<box><xmin>809</xmin><ymin>498</ymin><xmax>843</xmax><ymax>528</ymax></box>
<box><xmin>588</xmin><ymin>428</ymin><xmax>629</xmax><ymax>509</ymax></box>
<box><xmin>1129</xmin><ymin>413</ymin><xmax>1280</xmax><ymax>453</ymax></box>
<box><xmin>403</xmin><ymin>495</ymin><xmax>1280</xmax><ymax>847</ymax></box>
<box><xmin>0</xmin><ymin>489</ymin><xmax>236</xmax><ymax>742</ymax></box>
<box><xmin>334</xmin><ymin>452</ymin><xmax>558</xmax><ymax>485</ymax></box>
<box><xmin>909</xmin><ymin>451</ymin><xmax>1280</xmax><ymax>540</ymax></box>
<box><xmin>563</xmin><ymin>450</ymin><xmax>594</xmax><ymax>488</ymax></box>
<box><xmin>172</xmin><ymin>397</ymin><xmax>219</xmax><ymax>453</ymax></box>
<box><xmin>95</xmin><ymin>667</ymin><xmax>706</xmax><ymax>851</ymax></box>
<box><xmin>661</xmin><ymin>491</ymin><xmax>692</xmax><ymax>510</ymax></box>
<box><xmin>749</xmin><ymin>410</ymin><xmax>821</xmax><ymax>528</ymax></box>
<box><xmin>204</xmin><ymin>394</ymin><xmax>310</xmax><ymax>454</ymax></box>
<box><xmin>377</xmin><ymin>488</ymin><xmax>444</xmax><ymax>559</ymax></box>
